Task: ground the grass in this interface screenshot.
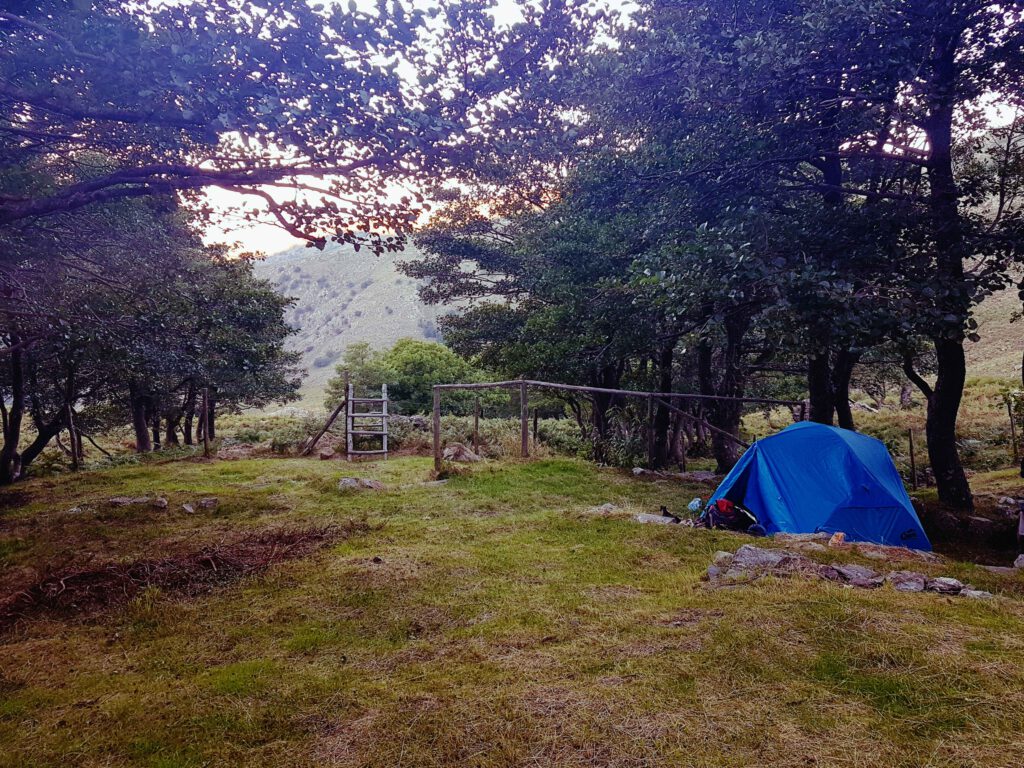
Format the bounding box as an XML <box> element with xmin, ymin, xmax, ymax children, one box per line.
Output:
<box><xmin>2</xmin><ymin>455</ymin><xmax>1024</xmax><ymax>767</ymax></box>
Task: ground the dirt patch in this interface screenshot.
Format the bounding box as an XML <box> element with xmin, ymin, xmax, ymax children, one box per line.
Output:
<box><xmin>0</xmin><ymin>524</ymin><xmax>364</xmax><ymax>633</ymax></box>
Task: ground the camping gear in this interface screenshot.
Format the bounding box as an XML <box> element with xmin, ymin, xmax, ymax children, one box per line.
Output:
<box><xmin>702</xmin><ymin>498</ymin><xmax>758</xmax><ymax>532</ymax></box>
<box><xmin>687</xmin><ymin>497</ymin><xmax>704</xmax><ymax>514</ymax></box>
<box><xmin>707</xmin><ymin>422</ymin><xmax>931</xmax><ymax>550</ymax></box>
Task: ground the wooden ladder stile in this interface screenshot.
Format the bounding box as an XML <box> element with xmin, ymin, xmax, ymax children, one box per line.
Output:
<box><xmin>346</xmin><ymin>382</ymin><xmax>389</xmax><ymax>460</ymax></box>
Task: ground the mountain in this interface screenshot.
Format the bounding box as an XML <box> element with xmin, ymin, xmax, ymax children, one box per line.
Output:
<box><xmin>253</xmin><ymin>241</ymin><xmax>445</xmax><ymax>403</ymax></box>
<box><xmin>966</xmin><ymin>286</ymin><xmax>1022</xmax><ymax>381</ymax></box>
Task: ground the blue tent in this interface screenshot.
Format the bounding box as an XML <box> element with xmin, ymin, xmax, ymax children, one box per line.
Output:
<box><xmin>708</xmin><ymin>422</ymin><xmax>931</xmax><ymax>550</ymax></box>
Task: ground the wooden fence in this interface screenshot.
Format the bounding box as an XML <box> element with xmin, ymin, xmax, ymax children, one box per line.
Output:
<box><xmin>432</xmin><ymin>379</ymin><xmax>806</xmax><ymax>471</ymax></box>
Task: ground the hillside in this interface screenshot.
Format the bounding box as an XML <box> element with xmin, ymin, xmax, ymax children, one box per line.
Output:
<box><xmin>253</xmin><ymin>241</ymin><xmax>444</xmax><ymax>403</ymax></box>
<box><xmin>966</xmin><ymin>286</ymin><xmax>1022</xmax><ymax>381</ymax></box>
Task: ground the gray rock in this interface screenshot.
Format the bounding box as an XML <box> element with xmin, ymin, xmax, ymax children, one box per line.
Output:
<box><xmin>338</xmin><ymin>477</ymin><xmax>384</xmax><ymax>492</ymax></box>
<box><xmin>731</xmin><ymin>545</ymin><xmax>789</xmax><ymax>570</ymax></box>
<box><xmin>834</xmin><ymin>563</ymin><xmax>883</xmax><ymax>588</ymax></box>
<box><xmin>979</xmin><ymin>564</ymin><xmax>1015</xmax><ymax>575</ymax></box>
<box><xmin>319</xmin><ymin>447</ymin><xmax>336</xmax><ymax>460</ymax></box>
<box><xmin>706</xmin><ymin>564</ymin><xmax>723</xmax><ymax>581</ymax></box>
<box><xmin>631</xmin><ymin>467</ymin><xmax>646</xmax><ymax>476</ymax></box>
<box><xmin>1015</xmin><ymin>554</ymin><xmax>1024</xmax><ymax>569</ymax></box>
<box><xmin>198</xmin><ymin>497</ymin><xmax>218</xmax><ymax>509</ymax></box>
<box><xmin>181</xmin><ymin>503</ymin><xmax>195</xmax><ymax>514</ymax></box>
<box><xmin>959</xmin><ymin>588</ymin><xmax>993</xmax><ymax>599</ymax></box>
<box><xmin>712</xmin><ymin>550</ymin><xmax>734</xmax><ymax>567</ymax></box>
<box><xmin>442</xmin><ymin>443</ymin><xmax>480</xmax><ymax>462</ymax></box>
<box><xmin>635</xmin><ymin>513</ymin><xmax>678</xmax><ymax>525</ymax></box>
<box><xmin>151</xmin><ymin>497</ymin><xmax>168</xmax><ymax>510</ymax></box>
<box><xmin>587</xmin><ymin>503</ymin><xmax>619</xmax><ymax>516</ymax></box>
<box><xmin>108</xmin><ymin>496</ymin><xmax>150</xmax><ymax>506</ymax></box>
<box><xmin>926</xmin><ymin>576</ymin><xmax>964</xmax><ymax>594</ymax></box>
<box><xmin>65</xmin><ymin>506</ymin><xmax>84</xmax><ymax>515</ymax></box>
<box><xmin>887</xmin><ymin>570</ymin><xmax>926</xmax><ymax>592</ymax></box>
<box><xmin>793</xmin><ymin>541</ymin><xmax>828</xmax><ymax>554</ymax></box>
<box><xmin>774</xmin><ymin>532</ymin><xmax>831</xmax><ymax>543</ymax></box>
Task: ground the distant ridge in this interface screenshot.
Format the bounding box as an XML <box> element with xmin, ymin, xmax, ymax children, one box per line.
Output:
<box><xmin>253</xmin><ymin>241</ymin><xmax>444</xmax><ymax>403</ymax></box>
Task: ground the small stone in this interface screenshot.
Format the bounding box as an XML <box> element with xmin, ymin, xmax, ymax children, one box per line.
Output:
<box><xmin>371</xmin><ymin>556</ymin><xmax>383</xmax><ymax>564</ymax></box>
<box><xmin>338</xmin><ymin>477</ymin><xmax>361</xmax><ymax>491</ymax></box>
<box><xmin>632</xmin><ymin>467</ymin><xmax>646</xmax><ymax>476</ymax></box>
<box><xmin>635</xmin><ymin>513</ymin><xmax>678</xmax><ymax>525</ymax></box>
<box><xmin>442</xmin><ymin>443</ymin><xmax>480</xmax><ymax>462</ymax></box>
<box><xmin>706</xmin><ymin>564</ymin><xmax>723</xmax><ymax>581</ymax></box>
<box><xmin>338</xmin><ymin>477</ymin><xmax>383</xmax><ymax>492</ymax></box>
<box><xmin>151</xmin><ymin>497</ymin><xmax>168</xmax><ymax>510</ymax></box>
<box><xmin>712</xmin><ymin>551</ymin><xmax>734</xmax><ymax>567</ymax></box>
<box><xmin>319</xmin><ymin>447</ymin><xmax>336</xmax><ymax>460</ymax></box>
<box><xmin>926</xmin><ymin>576</ymin><xmax>964</xmax><ymax>594</ymax></box>
<box><xmin>586</xmin><ymin>503</ymin><xmax>619</xmax><ymax>516</ymax></box>
<box><xmin>359</xmin><ymin>479</ymin><xmax>384</xmax><ymax>490</ymax></box>
<box><xmin>887</xmin><ymin>570</ymin><xmax>926</xmax><ymax>592</ymax></box>
<box><xmin>1014</xmin><ymin>554</ymin><xmax>1024</xmax><ymax>569</ymax></box>
<box><xmin>108</xmin><ymin>496</ymin><xmax>149</xmax><ymax>507</ymax></box>
<box><xmin>828</xmin><ymin>532</ymin><xmax>847</xmax><ymax>548</ymax></box>
<box><xmin>198</xmin><ymin>497</ymin><xmax>218</xmax><ymax>509</ymax></box>
<box><xmin>65</xmin><ymin>506</ymin><xmax>84</xmax><ymax>515</ymax></box>
<box><xmin>181</xmin><ymin>504</ymin><xmax>195</xmax><ymax>514</ymax></box>
<box><xmin>959</xmin><ymin>588</ymin><xmax>993</xmax><ymax>599</ymax></box>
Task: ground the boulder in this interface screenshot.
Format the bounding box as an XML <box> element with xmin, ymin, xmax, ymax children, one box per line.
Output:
<box><xmin>980</xmin><ymin>564</ymin><xmax>1016</xmax><ymax>576</ymax></box>
<box><xmin>1015</xmin><ymin>554</ymin><xmax>1024</xmax><ymax>569</ymax></box>
<box><xmin>442</xmin><ymin>443</ymin><xmax>481</xmax><ymax>463</ymax></box>
<box><xmin>712</xmin><ymin>551</ymin><xmax>734</xmax><ymax>568</ymax></box>
<box><xmin>198</xmin><ymin>497</ymin><xmax>218</xmax><ymax>509</ymax></box>
<box><xmin>151</xmin><ymin>497</ymin><xmax>168</xmax><ymax>510</ymax></box>
<box><xmin>926</xmin><ymin>576</ymin><xmax>964</xmax><ymax>595</ymax></box>
<box><xmin>731</xmin><ymin>544</ymin><xmax>789</xmax><ymax>571</ymax></box>
<box><xmin>319</xmin><ymin>447</ymin><xmax>336</xmax><ymax>460</ymax></box>
<box><xmin>966</xmin><ymin>516</ymin><xmax>996</xmax><ymax>538</ymax></box>
<box><xmin>887</xmin><ymin>570</ymin><xmax>926</xmax><ymax>592</ymax></box>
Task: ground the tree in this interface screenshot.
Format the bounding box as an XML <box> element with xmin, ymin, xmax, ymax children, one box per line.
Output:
<box><xmin>0</xmin><ymin>0</ymin><xmax>589</xmax><ymax>249</ymax></box>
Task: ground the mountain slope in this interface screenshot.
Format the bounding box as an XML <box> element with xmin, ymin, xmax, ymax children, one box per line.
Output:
<box><xmin>253</xmin><ymin>241</ymin><xmax>443</xmax><ymax>403</ymax></box>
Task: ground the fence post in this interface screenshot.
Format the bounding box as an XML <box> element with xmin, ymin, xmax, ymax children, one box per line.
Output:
<box><xmin>520</xmin><ymin>381</ymin><xmax>529</xmax><ymax>458</ymax></box>
<box><xmin>1008</xmin><ymin>399</ymin><xmax>1019</xmax><ymax>462</ymax></box>
<box><xmin>473</xmin><ymin>398</ymin><xmax>480</xmax><ymax>453</ymax></box>
<box><xmin>433</xmin><ymin>386</ymin><xmax>442</xmax><ymax>472</ymax></box>
<box><xmin>533</xmin><ymin>407</ymin><xmax>539</xmax><ymax>450</ymax></box>
<box><xmin>646</xmin><ymin>395</ymin><xmax>655</xmax><ymax>467</ymax></box>
<box><xmin>202</xmin><ymin>387</ymin><xmax>210</xmax><ymax>458</ymax></box>
<box><xmin>908</xmin><ymin>428</ymin><xmax>918</xmax><ymax>490</ymax></box>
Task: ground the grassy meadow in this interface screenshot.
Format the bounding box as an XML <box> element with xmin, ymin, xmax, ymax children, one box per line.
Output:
<box><xmin>1</xmin><ymin>455</ymin><xmax>1024</xmax><ymax>767</ymax></box>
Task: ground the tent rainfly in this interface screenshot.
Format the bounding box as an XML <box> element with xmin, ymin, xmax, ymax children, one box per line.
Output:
<box><xmin>708</xmin><ymin>422</ymin><xmax>931</xmax><ymax>550</ymax></box>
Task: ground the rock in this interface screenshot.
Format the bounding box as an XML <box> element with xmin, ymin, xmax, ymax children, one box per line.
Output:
<box><xmin>151</xmin><ymin>497</ymin><xmax>168</xmax><ymax>510</ymax></box>
<box><xmin>586</xmin><ymin>503</ymin><xmax>619</xmax><ymax>516</ymax></box>
<box><xmin>926</xmin><ymin>576</ymin><xmax>964</xmax><ymax>594</ymax></box>
<box><xmin>793</xmin><ymin>541</ymin><xmax>828</xmax><ymax>554</ymax></box>
<box><xmin>959</xmin><ymin>588</ymin><xmax>993</xmax><ymax>599</ymax></box>
<box><xmin>730</xmin><ymin>544</ymin><xmax>790</xmax><ymax>571</ymax></box>
<box><xmin>1014</xmin><ymin>554</ymin><xmax>1024</xmax><ymax>569</ymax></box>
<box><xmin>338</xmin><ymin>478</ymin><xmax>384</xmax><ymax>492</ymax></box>
<box><xmin>198</xmin><ymin>497</ymin><xmax>218</xmax><ymax>509</ymax></box>
<box><xmin>65</xmin><ymin>506</ymin><xmax>84</xmax><ymax>515</ymax></box>
<box><xmin>635</xmin><ymin>513</ymin><xmax>678</xmax><ymax>525</ymax></box>
<box><xmin>371</xmin><ymin>556</ymin><xmax>383</xmax><ymax>564</ymax></box>
<box><xmin>442</xmin><ymin>443</ymin><xmax>480</xmax><ymax>462</ymax></box>
<box><xmin>887</xmin><ymin>570</ymin><xmax>926</xmax><ymax>592</ymax></box>
<box><xmin>706</xmin><ymin>564</ymin><xmax>723</xmax><ymax>581</ymax></box>
<box><xmin>828</xmin><ymin>532</ymin><xmax>847</xmax><ymax>548</ymax></box>
<box><xmin>181</xmin><ymin>503</ymin><xmax>195</xmax><ymax>514</ymax></box>
<box><xmin>834</xmin><ymin>563</ymin><xmax>883</xmax><ymax>588</ymax></box>
<box><xmin>632</xmin><ymin>467</ymin><xmax>646</xmax><ymax>476</ymax></box>
<box><xmin>980</xmin><ymin>564</ymin><xmax>1016</xmax><ymax>575</ymax></box>
<box><xmin>108</xmin><ymin>496</ymin><xmax>150</xmax><ymax>506</ymax></box>
<box><xmin>712</xmin><ymin>550</ymin><xmax>734</xmax><ymax>567</ymax></box>
<box><xmin>319</xmin><ymin>447</ymin><xmax>336</xmax><ymax>460</ymax></box>
<box><xmin>775</xmin><ymin>532</ymin><xmax>830</xmax><ymax>543</ymax></box>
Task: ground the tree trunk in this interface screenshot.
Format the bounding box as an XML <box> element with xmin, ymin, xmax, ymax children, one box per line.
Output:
<box><xmin>807</xmin><ymin>353</ymin><xmax>835</xmax><ymax>425</ymax></box>
<box><xmin>926</xmin><ymin>340</ymin><xmax>973</xmax><ymax>508</ymax></box>
<box><xmin>183</xmin><ymin>382</ymin><xmax>196</xmax><ymax>446</ymax></box>
<box><xmin>206</xmin><ymin>389</ymin><xmax>216</xmax><ymax>440</ymax></box>
<box><xmin>921</xmin><ymin>25</ymin><xmax>973</xmax><ymax>510</ymax></box>
<box><xmin>19</xmin><ymin>414</ymin><xmax>66</xmax><ymax>474</ymax></box>
<box><xmin>129</xmin><ymin>383</ymin><xmax>152</xmax><ymax>453</ymax></box>
<box><xmin>698</xmin><ymin>313</ymin><xmax>749</xmax><ymax>473</ymax></box>
<box><xmin>651</xmin><ymin>342</ymin><xmax>674</xmax><ymax>468</ymax></box>
<box><xmin>833</xmin><ymin>348</ymin><xmax>860</xmax><ymax>431</ymax></box>
<box><xmin>0</xmin><ymin>336</ymin><xmax>25</xmax><ymax>484</ymax></box>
